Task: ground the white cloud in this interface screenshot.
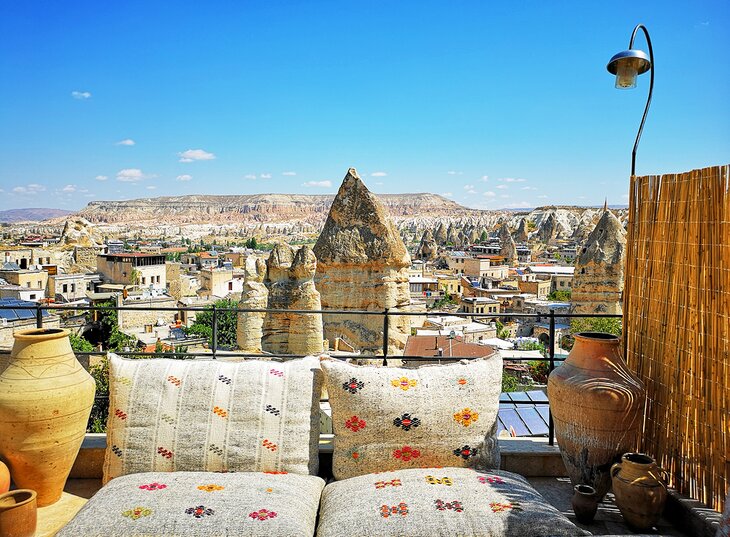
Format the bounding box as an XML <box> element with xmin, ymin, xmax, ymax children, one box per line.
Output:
<box><xmin>116</xmin><ymin>168</ymin><xmax>149</xmax><ymax>182</ymax></box>
<box><xmin>464</xmin><ymin>184</ymin><xmax>474</xmax><ymax>190</ymax></box>
<box><xmin>71</xmin><ymin>91</ymin><xmax>91</xmax><ymax>100</ymax></box>
<box><xmin>260</xmin><ymin>173</ymin><xmax>272</xmax><ymax>179</ymax></box>
<box><xmin>12</xmin><ymin>183</ymin><xmax>46</xmax><ymax>195</ymax></box>
<box><xmin>521</xmin><ymin>186</ymin><xmax>537</xmax><ymax>191</ymax></box>
<box><xmin>244</xmin><ymin>174</ymin><xmax>257</xmax><ymax>180</ymax></box>
<box><xmin>479</xmin><ymin>175</ymin><xmax>489</xmax><ymax>182</ymax></box>
<box><xmin>441</xmin><ymin>192</ymin><xmax>453</xmax><ymax>197</ymax></box>
<box><xmin>498</xmin><ymin>177</ymin><xmax>527</xmax><ymax>183</ymax></box>
<box><xmin>465</xmin><ymin>189</ymin><xmax>477</xmax><ymax>194</ymax></box>
<box><xmin>483</xmin><ymin>191</ymin><xmax>496</xmax><ymax>198</ymax></box>
<box><xmin>537</xmin><ymin>195</ymin><xmax>549</xmax><ymax>199</ymax></box>
<box><xmin>95</xmin><ymin>175</ymin><xmax>108</xmax><ymax>181</ymax></box>
<box><xmin>176</xmin><ymin>174</ymin><xmax>193</xmax><ymax>182</ymax></box>
<box><xmin>496</xmin><ymin>185</ymin><xmax>508</xmax><ymax>189</ymax></box>
<box><xmin>116</xmin><ymin>139</ymin><xmax>135</xmax><ymax>146</ymax></box>
<box><xmin>504</xmin><ymin>201</ymin><xmax>530</xmax><ymax>208</ymax></box>
<box><xmin>282</xmin><ymin>171</ymin><xmax>297</xmax><ymax>176</ymax></box>
<box><xmin>178</xmin><ymin>148</ymin><xmax>216</xmax><ymax>162</ymax></box>
<box><xmin>146</xmin><ymin>186</ymin><xmax>157</xmax><ymax>190</ymax></box>
<box><xmin>447</xmin><ymin>171</ymin><xmax>463</xmax><ymax>175</ymax></box>
<box><xmin>302</xmin><ymin>180</ymin><xmax>332</xmax><ymax>188</ymax></box>
<box><xmin>371</xmin><ymin>171</ymin><xmax>387</xmax><ymax>177</ymax></box>
<box><xmin>61</xmin><ymin>184</ymin><xmax>77</xmax><ymax>193</ymax></box>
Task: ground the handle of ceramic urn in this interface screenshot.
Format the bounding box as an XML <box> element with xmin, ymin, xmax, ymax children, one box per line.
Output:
<box><xmin>658</xmin><ymin>467</ymin><xmax>670</xmax><ymax>484</ymax></box>
<box><xmin>611</xmin><ymin>462</ymin><xmax>622</xmax><ymax>478</ymax></box>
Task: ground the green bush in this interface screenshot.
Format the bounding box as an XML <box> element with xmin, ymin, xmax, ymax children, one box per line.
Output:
<box><xmin>184</xmin><ymin>299</ymin><xmax>238</xmax><ymax>348</ymax></box>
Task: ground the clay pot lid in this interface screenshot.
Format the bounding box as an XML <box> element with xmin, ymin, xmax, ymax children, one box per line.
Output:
<box><xmin>0</xmin><ymin>489</ymin><xmax>37</xmax><ymax>509</ymax></box>
<box><xmin>12</xmin><ymin>328</ymin><xmax>69</xmax><ymax>342</ymax></box>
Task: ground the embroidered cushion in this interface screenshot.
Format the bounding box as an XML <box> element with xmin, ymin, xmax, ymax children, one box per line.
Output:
<box><xmin>321</xmin><ymin>356</ymin><xmax>502</xmax><ymax>480</ymax></box>
<box><xmin>103</xmin><ymin>354</ymin><xmax>322</xmax><ymax>482</ymax></box>
<box><xmin>58</xmin><ymin>471</ymin><xmax>325</xmax><ymax>537</ymax></box>
<box><xmin>316</xmin><ymin>467</ymin><xmax>589</xmax><ymax>537</ymax></box>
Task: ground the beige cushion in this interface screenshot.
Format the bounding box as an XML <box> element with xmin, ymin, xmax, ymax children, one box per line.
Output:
<box><xmin>321</xmin><ymin>356</ymin><xmax>502</xmax><ymax>480</ymax></box>
<box><xmin>316</xmin><ymin>467</ymin><xmax>589</xmax><ymax>537</ymax></box>
<box><xmin>103</xmin><ymin>354</ymin><xmax>322</xmax><ymax>482</ymax></box>
<box><xmin>58</xmin><ymin>471</ymin><xmax>324</xmax><ymax>537</ymax></box>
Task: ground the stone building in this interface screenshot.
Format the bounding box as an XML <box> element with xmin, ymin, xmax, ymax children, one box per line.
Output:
<box><xmin>570</xmin><ymin>208</ymin><xmax>626</xmax><ymax>314</ymax></box>
<box><xmin>96</xmin><ymin>253</ymin><xmax>166</xmax><ymax>290</ymax></box>
<box><xmin>313</xmin><ymin>168</ymin><xmax>412</xmax><ymax>354</ymax></box>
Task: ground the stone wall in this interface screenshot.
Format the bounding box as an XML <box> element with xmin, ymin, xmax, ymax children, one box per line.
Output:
<box><xmin>0</xmin><ymin>316</ymin><xmax>61</xmax><ymax>351</ymax></box>
<box><xmin>117</xmin><ymin>296</ymin><xmax>177</xmax><ymax>332</ymax></box>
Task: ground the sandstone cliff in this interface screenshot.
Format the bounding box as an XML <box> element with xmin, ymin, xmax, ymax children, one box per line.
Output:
<box><xmin>313</xmin><ymin>168</ymin><xmax>411</xmax><ymax>355</ymax></box>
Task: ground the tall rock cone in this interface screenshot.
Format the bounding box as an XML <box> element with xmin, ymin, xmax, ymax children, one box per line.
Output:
<box><xmin>417</xmin><ymin>229</ymin><xmax>438</xmax><ymax>261</ymax></box>
<box><xmin>236</xmin><ymin>256</ymin><xmax>268</xmax><ymax>353</ymax></box>
<box><xmin>313</xmin><ymin>168</ymin><xmax>411</xmax><ymax>355</ymax></box>
<box><xmin>570</xmin><ymin>209</ymin><xmax>626</xmax><ymax>315</ymax></box>
<box><xmin>515</xmin><ymin>218</ymin><xmax>529</xmax><ymax>243</ymax></box>
<box><xmin>433</xmin><ymin>222</ymin><xmax>448</xmax><ymax>245</ymax></box>
<box><xmin>499</xmin><ymin>223</ymin><xmax>517</xmax><ymax>266</ymax></box>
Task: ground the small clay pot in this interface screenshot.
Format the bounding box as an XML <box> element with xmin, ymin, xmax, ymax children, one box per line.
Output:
<box><xmin>0</xmin><ymin>489</ymin><xmax>37</xmax><ymax>537</ymax></box>
<box><xmin>611</xmin><ymin>452</ymin><xmax>668</xmax><ymax>531</ymax></box>
<box><xmin>571</xmin><ymin>484</ymin><xmax>599</xmax><ymax>523</ymax></box>
<box><xmin>0</xmin><ymin>461</ymin><xmax>9</xmax><ymax>494</ymax></box>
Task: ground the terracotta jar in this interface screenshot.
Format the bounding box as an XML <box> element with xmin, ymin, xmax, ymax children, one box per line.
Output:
<box><xmin>0</xmin><ymin>489</ymin><xmax>37</xmax><ymax>537</ymax></box>
<box><xmin>611</xmin><ymin>452</ymin><xmax>668</xmax><ymax>531</ymax></box>
<box><xmin>571</xmin><ymin>484</ymin><xmax>598</xmax><ymax>524</ymax></box>
<box><xmin>0</xmin><ymin>328</ymin><xmax>95</xmax><ymax>506</ymax></box>
<box><xmin>0</xmin><ymin>461</ymin><xmax>9</xmax><ymax>494</ymax></box>
<box><xmin>547</xmin><ymin>332</ymin><xmax>645</xmax><ymax>499</ymax></box>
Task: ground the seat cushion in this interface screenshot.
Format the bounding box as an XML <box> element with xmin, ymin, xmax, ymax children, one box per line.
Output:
<box><xmin>317</xmin><ymin>467</ymin><xmax>588</xmax><ymax>537</ymax></box>
<box><xmin>321</xmin><ymin>356</ymin><xmax>502</xmax><ymax>480</ymax></box>
<box><xmin>104</xmin><ymin>354</ymin><xmax>322</xmax><ymax>482</ymax></box>
<box><xmin>58</xmin><ymin>471</ymin><xmax>325</xmax><ymax>537</ymax></box>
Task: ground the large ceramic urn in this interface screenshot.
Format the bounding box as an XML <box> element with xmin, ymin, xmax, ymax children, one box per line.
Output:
<box><xmin>0</xmin><ymin>328</ymin><xmax>95</xmax><ymax>506</ymax></box>
<box><xmin>547</xmin><ymin>332</ymin><xmax>645</xmax><ymax>499</ymax></box>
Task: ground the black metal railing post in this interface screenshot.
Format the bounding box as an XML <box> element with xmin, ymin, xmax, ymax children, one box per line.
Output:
<box><xmin>382</xmin><ymin>308</ymin><xmax>389</xmax><ymax>366</ymax></box>
<box><xmin>211</xmin><ymin>304</ymin><xmax>218</xmax><ymax>359</ymax></box>
<box><xmin>548</xmin><ymin>309</ymin><xmax>556</xmax><ymax>446</ymax></box>
<box><xmin>36</xmin><ymin>304</ymin><xmax>43</xmax><ymax>329</ymax></box>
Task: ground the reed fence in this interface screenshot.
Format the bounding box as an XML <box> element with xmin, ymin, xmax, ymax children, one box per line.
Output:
<box><xmin>624</xmin><ymin>164</ymin><xmax>729</xmax><ymax>511</ymax></box>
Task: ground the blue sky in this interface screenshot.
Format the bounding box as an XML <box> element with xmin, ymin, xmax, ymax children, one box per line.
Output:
<box><xmin>0</xmin><ymin>1</ymin><xmax>728</xmax><ymax>211</ymax></box>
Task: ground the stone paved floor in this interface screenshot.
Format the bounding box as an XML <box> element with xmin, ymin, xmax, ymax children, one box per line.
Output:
<box><xmin>528</xmin><ymin>476</ymin><xmax>691</xmax><ymax>536</ymax></box>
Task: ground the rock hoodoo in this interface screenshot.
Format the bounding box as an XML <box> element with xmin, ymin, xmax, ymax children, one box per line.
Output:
<box><xmin>416</xmin><ymin>229</ymin><xmax>438</xmax><ymax>261</ymax></box>
<box><xmin>498</xmin><ymin>223</ymin><xmax>517</xmax><ymax>266</ymax></box>
<box><xmin>570</xmin><ymin>209</ymin><xmax>626</xmax><ymax>315</ymax></box>
<box><xmin>59</xmin><ymin>217</ymin><xmax>103</xmax><ymax>248</ymax></box>
<box><xmin>313</xmin><ymin>168</ymin><xmax>412</xmax><ymax>354</ymax></box>
<box><xmin>262</xmin><ymin>244</ymin><xmax>324</xmax><ymax>355</ymax></box>
<box><xmin>236</xmin><ymin>256</ymin><xmax>269</xmax><ymax>353</ymax></box>
<box><xmin>515</xmin><ymin>218</ymin><xmax>529</xmax><ymax>243</ymax></box>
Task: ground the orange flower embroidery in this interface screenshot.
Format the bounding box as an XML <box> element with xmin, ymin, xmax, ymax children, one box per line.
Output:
<box><xmin>457</xmin><ymin>378</ymin><xmax>468</xmax><ymax>386</ymax></box>
<box><xmin>453</xmin><ymin>408</ymin><xmax>479</xmax><ymax>427</ymax></box>
<box><xmin>391</xmin><ymin>377</ymin><xmax>417</xmax><ymax>391</ymax></box>
<box><xmin>197</xmin><ymin>484</ymin><xmax>224</xmax><ymax>492</ymax></box>
<box><xmin>212</xmin><ymin>406</ymin><xmax>228</xmax><ymax>418</ymax></box>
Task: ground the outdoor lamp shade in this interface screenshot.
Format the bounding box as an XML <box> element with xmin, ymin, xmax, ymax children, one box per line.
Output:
<box><xmin>607</xmin><ymin>49</ymin><xmax>651</xmax><ymax>89</ymax></box>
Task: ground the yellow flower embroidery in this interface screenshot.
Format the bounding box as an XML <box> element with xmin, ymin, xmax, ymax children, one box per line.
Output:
<box><xmin>391</xmin><ymin>377</ymin><xmax>417</xmax><ymax>391</ymax></box>
<box><xmin>122</xmin><ymin>506</ymin><xmax>152</xmax><ymax>519</ymax></box>
<box><xmin>453</xmin><ymin>408</ymin><xmax>479</xmax><ymax>427</ymax></box>
<box><xmin>197</xmin><ymin>484</ymin><xmax>224</xmax><ymax>492</ymax></box>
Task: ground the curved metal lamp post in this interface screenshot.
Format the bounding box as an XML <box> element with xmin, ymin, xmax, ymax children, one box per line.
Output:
<box><xmin>607</xmin><ymin>24</ymin><xmax>654</xmax><ymax>176</ymax></box>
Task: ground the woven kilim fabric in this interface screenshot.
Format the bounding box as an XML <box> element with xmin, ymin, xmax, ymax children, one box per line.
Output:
<box><xmin>321</xmin><ymin>356</ymin><xmax>502</xmax><ymax>480</ymax></box>
<box><xmin>103</xmin><ymin>354</ymin><xmax>322</xmax><ymax>482</ymax></box>
<box><xmin>58</xmin><ymin>471</ymin><xmax>324</xmax><ymax>537</ymax></box>
<box><xmin>316</xmin><ymin>467</ymin><xmax>589</xmax><ymax>537</ymax></box>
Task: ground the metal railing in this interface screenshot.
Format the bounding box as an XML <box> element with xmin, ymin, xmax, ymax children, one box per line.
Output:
<box><xmin>0</xmin><ymin>302</ymin><xmax>622</xmax><ymax>446</ymax></box>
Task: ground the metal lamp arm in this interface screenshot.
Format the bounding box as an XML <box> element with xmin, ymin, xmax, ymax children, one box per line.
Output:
<box><xmin>628</xmin><ymin>24</ymin><xmax>654</xmax><ymax>177</ymax></box>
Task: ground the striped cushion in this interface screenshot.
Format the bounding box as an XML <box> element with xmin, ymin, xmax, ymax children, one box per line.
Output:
<box><xmin>103</xmin><ymin>354</ymin><xmax>322</xmax><ymax>482</ymax></box>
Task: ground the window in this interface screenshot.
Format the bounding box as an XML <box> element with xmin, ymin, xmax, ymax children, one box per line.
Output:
<box><xmin>26</xmin><ymin>282</ymin><xmax>31</xmax><ymax>288</ymax></box>
<box><xmin>37</xmin><ymin>281</ymin><xmax>42</xmax><ymax>288</ymax></box>
<box><xmin>70</xmin><ymin>283</ymin><xmax>75</xmax><ymax>292</ymax></box>
<box><xmin>63</xmin><ymin>284</ymin><xmax>68</xmax><ymax>293</ymax></box>
<box><xmin>141</xmin><ymin>277</ymin><xmax>146</xmax><ymax>284</ymax></box>
<box><xmin>157</xmin><ymin>275</ymin><xmax>160</xmax><ymax>283</ymax></box>
<box><xmin>228</xmin><ymin>282</ymin><xmax>233</xmax><ymax>291</ymax></box>
<box><xmin>29</xmin><ymin>294</ymin><xmax>36</xmax><ymax>300</ymax></box>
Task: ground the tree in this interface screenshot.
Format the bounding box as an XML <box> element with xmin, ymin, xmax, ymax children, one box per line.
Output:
<box><xmin>479</xmin><ymin>231</ymin><xmax>488</xmax><ymax>243</ymax></box>
<box><xmin>184</xmin><ymin>299</ymin><xmax>238</xmax><ymax>348</ymax></box>
<box><xmin>562</xmin><ymin>317</ymin><xmax>622</xmax><ymax>351</ymax></box>
<box><xmin>245</xmin><ymin>237</ymin><xmax>258</xmax><ymax>250</ymax></box>
<box><xmin>96</xmin><ymin>300</ymin><xmax>136</xmax><ymax>351</ymax></box>
<box><xmin>69</xmin><ymin>332</ymin><xmax>94</xmax><ymax>353</ymax></box>
<box><xmin>548</xmin><ymin>289</ymin><xmax>572</xmax><ymax>302</ymax></box>
<box><xmin>502</xmin><ymin>373</ymin><xmax>520</xmax><ymax>392</ymax></box>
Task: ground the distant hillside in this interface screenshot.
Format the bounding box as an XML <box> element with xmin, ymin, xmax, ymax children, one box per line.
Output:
<box><xmin>0</xmin><ymin>208</ymin><xmax>73</xmax><ymax>223</ymax></box>
<box><xmin>73</xmin><ymin>193</ymin><xmax>476</xmax><ymax>225</ymax></box>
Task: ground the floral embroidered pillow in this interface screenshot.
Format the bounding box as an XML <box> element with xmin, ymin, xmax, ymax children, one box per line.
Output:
<box><xmin>321</xmin><ymin>355</ymin><xmax>502</xmax><ymax>480</ymax></box>
<box><xmin>103</xmin><ymin>353</ymin><xmax>322</xmax><ymax>483</ymax></box>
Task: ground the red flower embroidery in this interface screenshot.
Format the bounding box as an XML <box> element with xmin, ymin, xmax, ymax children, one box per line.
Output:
<box><xmin>342</xmin><ymin>377</ymin><xmax>364</xmax><ymax>394</ymax></box>
<box><xmin>249</xmin><ymin>509</ymin><xmax>278</xmax><ymax>521</ymax></box>
<box><xmin>490</xmin><ymin>502</ymin><xmax>522</xmax><ymax>512</ymax></box>
<box><xmin>157</xmin><ymin>447</ymin><xmax>173</xmax><ymax>459</ymax></box>
<box><xmin>453</xmin><ymin>445</ymin><xmax>478</xmax><ymax>460</ymax></box>
<box><xmin>345</xmin><ymin>415</ymin><xmax>366</xmax><ymax>432</ymax></box>
<box><xmin>380</xmin><ymin>502</ymin><xmax>408</xmax><ymax>518</ymax></box>
<box><xmin>393</xmin><ymin>445</ymin><xmax>421</xmax><ymax>462</ymax></box>
<box><xmin>139</xmin><ymin>482</ymin><xmax>167</xmax><ymax>491</ymax></box>
<box><xmin>185</xmin><ymin>505</ymin><xmax>214</xmax><ymax>518</ymax></box>
<box><xmin>478</xmin><ymin>475</ymin><xmax>504</xmax><ymax>485</ymax></box>
<box><xmin>114</xmin><ymin>409</ymin><xmax>128</xmax><ymax>420</ymax></box>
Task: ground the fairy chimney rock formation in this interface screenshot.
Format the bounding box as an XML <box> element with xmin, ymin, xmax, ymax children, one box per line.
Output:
<box><xmin>262</xmin><ymin>243</ymin><xmax>324</xmax><ymax>355</ymax></box>
<box><xmin>540</xmin><ymin>213</ymin><xmax>560</xmax><ymax>243</ymax></box>
<box><xmin>499</xmin><ymin>223</ymin><xmax>517</xmax><ymax>266</ymax></box>
<box><xmin>433</xmin><ymin>222</ymin><xmax>448</xmax><ymax>245</ymax></box>
<box><xmin>515</xmin><ymin>218</ymin><xmax>529</xmax><ymax>243</ymax></box>
<box><xmin>313</xmin><ymin>168</ymin><xmax>412</xmax><ymax>354</ymax></box>
<box><xmin>417</xmin><ymin>229</ymin><xmax>438</xmax><ymax>261</ymax></box>
<box><xmin>236</xmin><ymin>256</ymin><xmax>268</xmax><ymax>353</ymax></box>
<box><xmin>570</xmin><ymin>209</ymin><xmax>627</xmax><ymax>315</ymax></box>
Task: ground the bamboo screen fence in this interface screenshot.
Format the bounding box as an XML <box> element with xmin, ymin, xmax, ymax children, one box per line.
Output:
<box><xmin>624</xmin><ymin>164</ymin><xmax>729</xmax><ymax>511</ymax></box>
